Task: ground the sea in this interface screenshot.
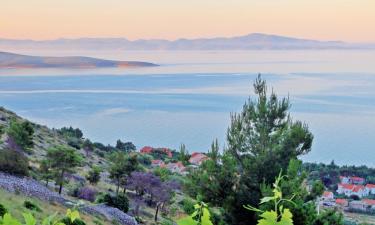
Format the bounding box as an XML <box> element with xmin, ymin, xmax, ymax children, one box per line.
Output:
<box><xmin>0</xmin><ymin>50</ymin><xmax>374</xmax><ymax>166</ymax></box>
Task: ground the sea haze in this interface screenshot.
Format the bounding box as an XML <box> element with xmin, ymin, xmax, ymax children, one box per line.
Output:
<box><xmin>0</xmin><ymin>50</ymin><xmax>374</xmax><ymax>166</ymax></box>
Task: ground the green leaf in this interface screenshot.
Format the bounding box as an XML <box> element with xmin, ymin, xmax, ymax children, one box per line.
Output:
<box><xmin>23</xmin><ymin>213</ymin><xmax>36</xmax><ymax>225</ymax></box>
<box><xmin>257</xmin><ymin>210</ymin><xmax>278</xmax><ymax>225</ymax></box>
<box><xmin>260</xmin><ymin>196</ymin><xmax>275</xmax><ymax>204</ymax></box>
<box><xmin>279</xmin><ymin>209</ymin><xmax>293</xmax><ymax>225</ymax></box>
<box><xmin>2</xmin><ymin>213</ymin><xmax>22</xmax><ymax>225</ymax></box>
<box><xmin>66</xmin><ymin>209</ymin><xmax>80</xmax><ymax>222</ymax></box>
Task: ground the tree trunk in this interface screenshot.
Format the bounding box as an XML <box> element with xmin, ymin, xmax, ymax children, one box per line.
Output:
<box><xmin>116</xmin><ymin>178</ymin><xmax>120</xmax><ymax>195</ymax></box>
<box><xmin>154</xmin><ymin>203</ymin><xmax>161</xmax><ymax>222</ymax></box>
<box><xmin>58</xmin><ymin>170</ymin><xmax>64</xmax><ymax>195</ymax></box>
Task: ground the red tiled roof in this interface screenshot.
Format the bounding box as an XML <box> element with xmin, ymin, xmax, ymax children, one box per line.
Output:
<box><xmin>353</xmin><ymin>185</ymin><xmax>365</xmax><ymax>192</ymax></box>
<box><xmin>189</xmin><ymin>152</ymin><xmax>209</xmax><ymax>165</ymax></box>
<box><xmin>339</xmin><ymin>183</ymin><xmax>365</xmax><ymax>192</ymax></box>
<box><xmin>366</xmin><ymin>184</ymin><xmax>375</xmax><ymax>189</ymax></box>
<box><xmin>140</xmin><ymin>146</ymin><xmax>153</xmax><ymax>153</ymax></box>
<box><xmin>323</xmin><ymin>191</ymin><xmax>333</xmax><ymax>198</ymax></box>
<box><xmin>363</xmin><ymin>199</ymin><xmax>375</xmax><ymax>205</ymax></box>
<box><xmin>335</xmin><ymin>199</ymin><xmax>348</xmax><ymax>205</ymax></box>
<box><xmin>339</xmin><ymin>183</ymin><xmax>355</xmax><ymax>190</ymax></box>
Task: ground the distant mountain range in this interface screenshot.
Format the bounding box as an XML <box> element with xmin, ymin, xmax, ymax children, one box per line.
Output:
<box><xmin>0</xmin><ymin>33</ymin><xmax>374</xmax><ymax>50</ymax></box>
<box><xmin>0</xmin><ymin>51</ymin><xmax>158</xmax><ymax>69</ymax></box>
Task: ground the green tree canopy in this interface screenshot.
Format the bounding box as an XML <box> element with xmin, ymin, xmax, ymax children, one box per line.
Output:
<box><xmin>46</xmin><ymin>145</ymin><xmax>82</xmax><ymax>194</ymax></box>
<box><xmin>109</xmin><ymin>152</ymin><xmax>139</xmax><ymax>194</ymax></box>
<box><xmin>6</xmin><ymin>119</ymin><xmax>34</xmax><ymax>151</ymax></box>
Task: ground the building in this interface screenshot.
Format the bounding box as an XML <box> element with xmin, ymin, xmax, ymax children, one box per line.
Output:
<box><xmin>340</xmin><ymin>176</ymin><xmax>351</xmax><ymax>184</ymax></box>
<box><xmin>322</xmin><ymin>191</ymin><xmax>334</xmax><ymax>200</ymax></box>
<box><xmin>362</xmin><ymin>199</ymin><xmax>375</xmax><ymax>209</ymax></box>
<box><xmin>164</xmin><ymin>162</ymin><xmax>187</xmax><ymax>175</ymax></box>
<box><xmin>349</xmin><ymin>200</ymin><xmax>367</xmax><ymax>211</ymax></box>
<box><xmin>335</xmin><ymin>198</ymin><xmax>348</xmax><ymax>207</ymax></box>
<box><xmin>151</xmin><ymin>159</ymin><xmax>165</xmax><ymax>167</ymax></box>
<box><xmin>189</xmin><ymin>152</ymin><xmax>209</xmax><ymax>165</ymax></box>
<box><xmin>366</xmin><ymin>184</ymin><xmax>375</xmax><ymax>195</ymax></box>
<box><xmin>337</xmin><ymin>184</ymin><xmax>367</xmax><ymax>198</ymax></box>
<box><xmin>348</xmin><ymin>199</ymin><xmax>375</xmax><ymax>212</ymax></box>
<box><xmin>351</xmin><ymin>176</ymin><xmax>365</xmax><ymax>185</ymax></box>
<box><xmin>339</xmin><ymin>176</ymin><xmax>365</xmax><ymax>185</ymax></box>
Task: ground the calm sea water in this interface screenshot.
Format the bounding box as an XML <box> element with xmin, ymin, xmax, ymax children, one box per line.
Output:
<box><xmin>0</xmin><ymin>50</ymin><xmax>374</xmax><ymax>166</ymax></box>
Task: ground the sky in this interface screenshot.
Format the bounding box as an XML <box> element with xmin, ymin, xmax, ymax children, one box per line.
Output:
<box><xmin>1</xmin><ymin>0</ymin><xmax>375</xmax><ymax>42</ymax></box>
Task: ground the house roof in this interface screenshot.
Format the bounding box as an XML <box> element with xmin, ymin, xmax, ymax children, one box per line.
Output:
<box><xmin>366</xmin><ymin>184</ymin><xmax>375</xmax><ymax>189</ymax></box>
<box><xmin>363</xmin><ymin>199</ymin><xmax>375</xmax><ymax>205</ymax></box>
<box><xmin>140</xmin><ymin>146</ymin><xmax>153</xmax><ymax>153</ymax></box>
<box><xmin>335</xmin><ymin>199</ymin><xmax>348</xmax><ymax>205</ymax></box>
<box><xmin>323</xmin><ymin>191</ymin><xmax>333</xmax><ymax>198</ymax></box>
<box><xmin>189</xmin><ymin>152</ymin><xmax>209</xmax><ymax>165</ymax></box>
<box><xmin>338</xmin><ymin>183</ymin><xmax>365</xmax><ymax>192</ymax></box>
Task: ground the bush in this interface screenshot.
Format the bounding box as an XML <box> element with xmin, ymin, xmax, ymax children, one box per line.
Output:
<box><xmin>67</xmin><ymin>138</ymin><xmax>81</xmax><ymax>150</ymax></box>
<box><xmin>137</xmin><ymin>154</ymin><xmax>152</xmax><ymax>166</ymax></box>
<box><xmin>180</xmin><ymin>198</ymin><xmax>195</xmax><ymax>215</ymax></box>
<box><xmin>61</xmin><ymin>217</ymin><xmax>87</xmax><ymax>225</ymax></box>
<box><xmin>86</xmin><ymin>166</ymin><xmax>101</xmax><ymax>185</ymax></box>
<box><xmin>0</xmin><ymin>148</ymin><xmax>29</xmax><ymax>176</ymax></box>
<box><xmin>23</xmin><ymin>200</ymin><xmax>41</xmax><ymax>211</ymax></box>
<box><xmin>97</xmin><ymin>193</ymin><xmax>129</xmax><ymax>213</ymax></box>
<box><xmin>67</xmin><ymin>182</ymin><xmax>84</xmax><ymax>197</ymax></box>
<box><xmin>0</xmin><ymin>203</ymin><xmax>7</xmax><ymax>217</ymax></box>
<box><xmin>7</xmin><ymin>119</ymin><xmax>34</xmax><ymax>150</ymax></box>
<box><xmin>78</xmin><ymin>186</ymin><xmax>97</xmax><ymax>202</ymax></box>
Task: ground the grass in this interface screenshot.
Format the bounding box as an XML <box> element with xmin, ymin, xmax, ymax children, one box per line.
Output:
<box><xmin>0</xmin><ymin>188</ymin><xmax>110</xmax><ymax>225</ymax></box>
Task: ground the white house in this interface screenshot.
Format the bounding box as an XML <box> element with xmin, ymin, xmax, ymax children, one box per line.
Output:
<box><xmin>322</xmin><ymin>191</ymin><xmax>334</xmax><ymax>200</ymax></box>
<box><xmin>365</xmin><ymin>184</ymin><xmax>375</xmax><ymax>195</ymax></box>
<box><xmin>337</xmin><ymin>184</ymin><xmax>367</xmax><ymax>198</ymax></box>
<box><xmin>339</xmin><ymin>176</ymin><xmax>365</xmax><ymax>185</ymax></box>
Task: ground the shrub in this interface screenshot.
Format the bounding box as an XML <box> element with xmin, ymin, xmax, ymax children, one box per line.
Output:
<box><xmin>86</xmin><ymin>166</ymin><xmax>101</xmax><ymax>185</ymax></box>
<box><xmin>67</xmin><ymin>182</ymin><xmax>84</xmax><ymax>197</ymax></box>
<box><xmin>61</xmin><ymin>217</ymin><xmax>87</xmax><ymax>225</ymax></box>
<box><xmin>78</xmin><ymin>186</ymin><xmax>97</xmax><ymax>202</ymax></box>
<box><xmin>0</xmin><ymin>203</ymin><xmax>7</xmax><ymax>217</ymax></box>
<box><xmin>6</xmin><ymin>119</ymin><xmax>34</xmax><ymax>150</ymax></box>
<box><xmin>67</xmin><ymin>138</ymin><xmax>81</xmax><ymax>150</ymax></box>
<box><xmin>180</xmin><ymin>198</ymin><xmax>195</xmax><ymax>215</ymax></box>
<box><xmin>97</xmin><ymin>193</ymin><xmax>129</xmax><ymax>213</ymax></box>
<box><xmin>23</xmin><ymin>200</ymin><xmax>41</xmax><ymax>211</ymax></box>
<box><xmin>0</xmin><ymin>148</ymin><xmax>29</xmax><ymax>176</ymax></box>
<box><xmin>137</xmin><ymin>154</ymin><xmax>152</xmax><ymax>166</ymax></box>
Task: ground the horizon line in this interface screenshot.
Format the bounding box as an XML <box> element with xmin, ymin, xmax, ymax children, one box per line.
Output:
<box><xmin>0</xmin><ymin>32</ymin><xmax>359</xmax><ymax>44</ymax></box>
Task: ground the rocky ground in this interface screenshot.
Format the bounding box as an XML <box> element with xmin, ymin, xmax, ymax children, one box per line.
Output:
<box><xmin>0</xmin><ymin>172</ymin><xmax>137</xmax><ymax>225</ymax></box>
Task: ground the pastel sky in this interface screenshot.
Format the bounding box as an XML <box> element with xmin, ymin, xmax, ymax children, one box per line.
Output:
<box><xmin>1</xmin><ymin>0</ymin><xmax>374</xmax><ymax>42</ymax></box>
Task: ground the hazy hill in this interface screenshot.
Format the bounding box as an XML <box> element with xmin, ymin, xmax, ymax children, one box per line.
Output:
<box><xmin>0</xmin><ymin>33</ymin><xmax>374</xmax><ymax>51</ymax></box>
<box><xmin>0</xmin><ymin>51</ymin><xmax>158</xmax><ymax>69</ymax></box>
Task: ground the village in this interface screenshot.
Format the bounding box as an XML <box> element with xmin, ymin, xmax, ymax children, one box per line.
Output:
<box><xmin>321</xmin><ymin>175</ymin><xmax>375</xmax><ymax>215</ymax></box>
<box><xmin>140</xmin><ymin>146</ymin><xmax>210</xmax><ymax>175</ymax></box>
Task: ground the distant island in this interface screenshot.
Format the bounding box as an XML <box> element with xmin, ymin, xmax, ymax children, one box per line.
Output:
<box><xmin>0</xmin><ymin>51</ymin><xmax>158</xmax><ymax>69</ymax></box>
<box><xmin>1</xmin><ymin>33</ymin><xmax>374</xmax><ymax>51</ymax></box>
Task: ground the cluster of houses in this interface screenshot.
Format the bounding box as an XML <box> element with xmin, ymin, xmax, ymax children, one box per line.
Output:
<box><xmin>140</xmin><ymin>146</ymin><xmax>209</xmax><ymax>175</ymax></box>
<box><xmin>321</xmin><ymin>176</ymin><xmax>375</xmax><ymax>213</ymax></box>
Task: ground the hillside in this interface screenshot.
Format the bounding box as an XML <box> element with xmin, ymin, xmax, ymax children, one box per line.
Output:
<box><xmin>1</xmin><ymin>33</ymin><xmax>374</xmax><ymax>51</ymax></box>
<box><xmin>0</xmin><ymin>106</ymin><xmax>191</xmax><ymax>225</ymax></box>
<box><xmin>0</xmin><ymin>51</ymin><xmax>158</xmax><ymax>69</ymax></box>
